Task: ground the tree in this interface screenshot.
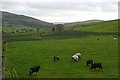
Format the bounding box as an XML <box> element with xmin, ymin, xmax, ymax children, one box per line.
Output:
<box><xmin>36</xmin><ymin>28</ymin><xmax>40</xmax><ymax>36</ymax></box>
<box><xmin>56</xmin><ymin>24</ymin><xmax>64</xmax><ymax>32</ymax></box>
<box><xmin>52</xmin><ymin>27</ymin><xmax>55</xmax><ymax>32</ymax></box>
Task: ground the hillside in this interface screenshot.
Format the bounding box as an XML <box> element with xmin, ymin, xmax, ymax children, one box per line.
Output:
<box><xmin>2</xmin><ymin>11</ymin><xmax>55</xmax><ymax>28</ymax></box>
<box><xmin>65</xmin><ymin>19</ymin><xmax>118</xmax><ymax>32</ymax></box>
<box><xmin>64</xmin><ymin>20</ymin><xmax>103</xmax><ymax>27</ymax></box>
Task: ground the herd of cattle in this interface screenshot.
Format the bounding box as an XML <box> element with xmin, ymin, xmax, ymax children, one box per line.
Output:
<box><xmin>29</xmin><ymin>53</ymin><xmax>103</xmax><ymax>76</ymax></box>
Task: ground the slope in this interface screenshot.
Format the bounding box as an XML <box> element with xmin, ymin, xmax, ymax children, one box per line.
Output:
<box><xmin>66</xmin><ymin>20</ymin><xmax>118</xmax><ymax>32</ymax></box>
<box><xmin>2</xmin><ymin>11</ymin><xmax>55</xmax><ymax>28</ymax></box>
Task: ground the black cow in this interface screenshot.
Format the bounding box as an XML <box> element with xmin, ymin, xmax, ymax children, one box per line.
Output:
<box><xmin>29</xmin><ymin>65</ymin><xmax>40</xmax><ymax>76</ymax></box>
<box><xmin>53</xmin><ymin>56</ymin><xmax>59</xmax><ymax>61</ymax></box>
<box><xmin>91</xmin><ymin>63</ymin><xmax>103</xmax><ymax>70</ymax></box>
<box><xmin>86</xmin><ymin>60</ymin><xmax>93</xmax><ymax>66</ymax></box>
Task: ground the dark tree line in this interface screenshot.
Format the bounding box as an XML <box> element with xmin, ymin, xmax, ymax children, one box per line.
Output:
<box><xmin>52</xmin><ymin>24</ymin><xmax>64</xmax><ymax>32</ymax></box>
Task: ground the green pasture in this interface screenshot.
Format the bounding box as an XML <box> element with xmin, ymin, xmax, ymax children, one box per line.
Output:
<box><xmin>5</xmin><ymin>35</ymin><xmax>118</xmax><ymax>78</ymax></box>
<box><xmin>3</xmin><ymin>27</ymin><xmax>53</xmax><ymax>41</ymax></box>
<box><xmin>66</xmin><ymin>20</ymin><xmax>118</xmax><ymax>32</ymax></box>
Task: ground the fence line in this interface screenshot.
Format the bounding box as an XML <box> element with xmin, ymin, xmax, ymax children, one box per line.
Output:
<box><xmin>2</xmin><ymin>41</ymin><xmax>7</xmax><ymax>79</ymax></box>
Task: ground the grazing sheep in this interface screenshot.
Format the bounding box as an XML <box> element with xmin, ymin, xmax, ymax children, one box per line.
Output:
<box><xmin>91</xmin><ymin>63</ymin><xmax>103</xmax><ymax>70</ymax></box>
<box><xmin>86</xmin><ymin>60</ymin><xmax>93</xmax><ymax>66</ymax></box>
<box><xmin>72</xmin><ymin>55</ymin><xmax>79</xmax><ymax>61</ymax></box>
<box><xmin>97</xmin><ymin>39</ymin><xmax>99</xmax><ymax>40</ymax></box>
<box><xmin>72</xmin><ymin>53</ymin><xmax>81</xmax><ymax>61</ymax></box>
<box><xmin>53</xmin><ymin>56</ymin><xmax>59</xmax><ymax>61</ymax></box>
<box><xmin>29</xmin><ymin>65</ymin><xmax>40</xmax><ymax>76</ymax></box>
<box><xmin>114</xmin><ymin>37</ymin><xmax>117</xmax><ymax>40</ymax></box>
<box><xmin>75</xmin><ymin>53</ymin><xmax>81</xmax><ymax>59</ymax></box>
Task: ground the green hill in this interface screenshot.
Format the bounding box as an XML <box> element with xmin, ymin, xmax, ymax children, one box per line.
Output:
<box><xmin>2</xmin><ymin>11</ymin><xmax>55</xmax><ymax>28</ymax></box>
<box><xmin>64</xmin><ymin>20</ymin><xmax>103</xmax><ymax>27</ymax></box>
<box><xmin>65</xmin><ymin>20</ymin><xmax>118</xmax><ymax>32</ymax></box>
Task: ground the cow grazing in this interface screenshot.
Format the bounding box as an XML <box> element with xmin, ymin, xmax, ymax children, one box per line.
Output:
<box><xmin>53</xmin><ymin>56</ymin><xmax>59</xmax><ymax>61</ymax></box>
<box><xmin>91</xmin><ymin>63</ymin><xmax>103</xmax><ymax>70</ymax></box>
<box><xmin>86</xmin><ymin>60</ymin><xmax>93</xmax><ymax>66</ymax></box>
<box><xmin>29</xmin><ymin>65</ymin><xmax>40</xmax><ymax>76</ymax></box>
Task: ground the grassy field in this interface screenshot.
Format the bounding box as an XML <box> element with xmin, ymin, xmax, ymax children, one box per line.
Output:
<box><xmin>5</xmin><ymin>35</ymin><xmax>118</xmax><ymax>78</ymax></box>
<box><xmin>65</xmin><ymin>20</ymin><xmax>118</xmax><ymax>32</ymax></box>
<box><xmin>3</xmin><ymin>19</ymin><xmax>119</xmax><ymax>78</ymax></box>
<box><xmin>3</xmin><ymin>27</ymin><xmax>53</xmax><ymax>41</ymax></box>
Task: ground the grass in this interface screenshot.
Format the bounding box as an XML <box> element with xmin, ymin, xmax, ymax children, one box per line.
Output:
<box><xmin>3</xmin><ymin>19</ymin><xmax>119</xmax><ymax>78</ymax></box>
<box><xmin>3</xmin><ymin>27</ymin><xmax>53</xmax><ymax>41</ymax></box>
<box><xmin>5</xmin><ymin>35</ymin><xmax>118</xmax><ymax>78</ymax></box>
<box><xmin>67</xmin><ymin>20</ymin><xmax>118</xmax><ymax>32</ymax></box>
<box><xmin>3</xmin><ymin>19</ymin><xmax>119</xmax><ymax>42</ymax></box>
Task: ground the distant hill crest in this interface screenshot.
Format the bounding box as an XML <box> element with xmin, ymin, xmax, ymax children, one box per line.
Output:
<box><xmin>2</xmin><ymin>11</ymin><xmax>55</xmax><ymax>28</ymax></box>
